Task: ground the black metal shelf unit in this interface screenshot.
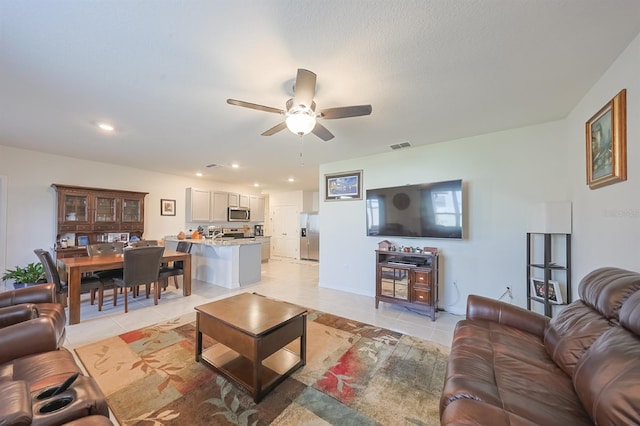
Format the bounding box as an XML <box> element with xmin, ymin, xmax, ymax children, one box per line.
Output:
<box><xmin>526</xmin><ymin>233</ymin><xmax>571</xmax><ymax>317</ymax></box>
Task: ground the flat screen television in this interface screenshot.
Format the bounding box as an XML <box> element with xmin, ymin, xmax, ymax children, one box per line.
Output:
<box><xmin>366</xmin><ymin>179</ymin><xmax>463</xmax><ymax>239</ymax></box>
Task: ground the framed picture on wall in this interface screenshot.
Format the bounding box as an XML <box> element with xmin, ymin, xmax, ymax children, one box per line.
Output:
<box><xmin>161</xmin><ymin>199</ymin><xmax>176</xmax><ymax>216</ymax></box>
<box><xmin>585</xmin><ymin>89</ymin><xmax>627</xmax><ymax>189</ymax></box>
<box><xmin>325</xmin><ymin>170</ymin><xmax>362</xmax><ymax>201</ymax></box>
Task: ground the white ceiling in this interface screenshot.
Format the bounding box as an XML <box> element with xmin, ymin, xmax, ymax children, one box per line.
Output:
<box><xmin>1</xmin><ymin>1</ymin><xmax>639</xmax><ymax>192</ymax></box>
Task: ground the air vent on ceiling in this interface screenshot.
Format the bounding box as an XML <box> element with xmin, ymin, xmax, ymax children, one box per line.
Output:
<box><xmin>389</xmin><ymin>142</ymin><xmax>411</xmax><ymax>150</ymax></box>
<box><xmin>205</xmin><ymin>163</ymin><xmax>220</xmax><ymax>168</ymax></box>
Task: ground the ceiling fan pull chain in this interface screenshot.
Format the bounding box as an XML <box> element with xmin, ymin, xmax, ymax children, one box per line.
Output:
<box><xmin>299</xmin><ymin>136</ymin><xmax>305</xmax><ymax>166</ymax></box>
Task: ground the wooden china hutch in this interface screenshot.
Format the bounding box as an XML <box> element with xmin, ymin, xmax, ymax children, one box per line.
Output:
<box><xmin>52</xmin><ymin>184</ymin><xmax>148</xmax><ymax>259</ymax></box>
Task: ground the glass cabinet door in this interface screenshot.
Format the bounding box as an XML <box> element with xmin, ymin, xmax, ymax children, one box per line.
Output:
<box><xmin>122</xmin><ymin>198</ymin><xmax>141</xmax><ymax>222</ymax></box>
<box><xmin>94</xmin><ymin>196</ymin><xmax>117</xmax><ymax>222</ymax></box>
<box><xmin>379</xmin><ymin>266</ymin><xmax>409</xmax><ymax>301</ymax></box>
<box><xmin>63</xmin><ymin>194</ymin><xmax>88</xmax><ymax>222</ymax></box>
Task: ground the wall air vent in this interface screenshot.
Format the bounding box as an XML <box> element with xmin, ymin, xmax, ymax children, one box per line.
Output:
<box><xmin>389</xmin><ymin>142</ymin><xmax>411</xmax><ymax>150</ymax></box>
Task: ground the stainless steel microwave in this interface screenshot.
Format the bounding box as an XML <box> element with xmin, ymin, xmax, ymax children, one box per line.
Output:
<box><xmin>228</xmin><ymin>207</ymin><xmax>250</xmax><ymax>222</ymax></box>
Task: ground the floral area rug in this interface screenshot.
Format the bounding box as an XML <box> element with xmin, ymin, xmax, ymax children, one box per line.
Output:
<box><xmin>74</xmin><ymin>305</ymin><xmax>449</xmax><ymax>425</ymax></box>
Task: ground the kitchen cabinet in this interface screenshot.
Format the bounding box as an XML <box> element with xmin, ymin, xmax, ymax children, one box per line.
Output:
<box><xmin>256</xmin><ymin>236</ymin><xmax>271</xmax><ymax>262</ymax></box>
<box><xmin>211</xmin><ymin>191</ymin><xmax>228</xmax><ymax>221</ymax></box>
<box><xmin>187</xmin><ymin>188</ymin><xmax>229</xmax><ymax>222</ymax></box>
<box><xmin>52</xmin><ymin>184</ymin><xmax>147</xmax><ymax>252</ymax></box>
<box><xmin>187</xmin><ymin>188</ymin><xmax>211</xmax><ymax>222</ymax></box>
<box><xmin>249</xmin><ymin>196</ymin><xmax>265</xmax><ymax>222</ymax></box>
<box><xmin>228</xmin><ymin>193</ymin><xmax>250</xmax><ymax>208</ymax></box>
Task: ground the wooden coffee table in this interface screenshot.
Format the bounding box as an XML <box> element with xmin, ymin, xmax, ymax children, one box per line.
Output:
<box><xmin>195</xmin><ymin>293</ymin><xmax>307</xmax><ymax>402</ymax></box>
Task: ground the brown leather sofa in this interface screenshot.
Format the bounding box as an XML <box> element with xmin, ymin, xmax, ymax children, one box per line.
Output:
<box><xmin>440</xmin><ymin>267</ymin><xmax>640</xmax><ymax>426</ymax></box>
<box><xmin>0</xmin><ymin>284</ymin><xmax>113</xmax><ymax>425</ymax></box>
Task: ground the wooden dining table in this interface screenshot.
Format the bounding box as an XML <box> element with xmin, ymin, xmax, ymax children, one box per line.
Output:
<box><xmin>57</xmin><ymin>249</ymin><xmax>191</xmax><ymax>325</ymax></box>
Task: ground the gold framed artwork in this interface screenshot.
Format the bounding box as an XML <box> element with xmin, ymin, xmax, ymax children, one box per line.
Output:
<box><xmin>585</xmin><ymin>89</ymin><xmax>627</xmax><ymax>189</ymax></box>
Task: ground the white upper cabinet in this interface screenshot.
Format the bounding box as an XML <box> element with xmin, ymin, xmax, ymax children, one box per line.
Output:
<box><xmin>228</xmin><ymin>193</ymin><xmax>250</xmax><ymax>208</ymax></box>
<box><xmin>211</xmin><ymin>191</ymin><xmax>228</xmax><ymax>221</ymax></box>
<box><xmin>187</xmin><ymin>188</ymin><xmax>211</xmax><ymax>222</ymax></box>
<box><xmin>250</xmin><ymin>196</ymin><xmax>265</xmax><ymax>222</ymax></box>
<box><xmin>188</xmin><ymin>188</ymin><xmax>263</xmax><ymax>223</ymax></box>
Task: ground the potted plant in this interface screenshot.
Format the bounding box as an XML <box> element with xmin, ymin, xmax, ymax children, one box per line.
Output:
<box><xmin>2</xmin><ymin>262</ymin><xmax>46</xmax><ymax>289</ymax></box>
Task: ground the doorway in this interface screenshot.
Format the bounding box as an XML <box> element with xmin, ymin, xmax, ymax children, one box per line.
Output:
<box><xmin>271</xmin><ymin>205</ymin><xmax>299</xmax><ymax>259</ymax></box>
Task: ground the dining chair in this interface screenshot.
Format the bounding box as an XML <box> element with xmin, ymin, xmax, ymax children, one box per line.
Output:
<box><xmin>100</xmin><ymin>246</ymin><xmax>164</xmax><ymax>313</ymax></box>
<box><xmin>33</xmin><ymin>249</ymin><xmax>103</xmax><ymax>308</ymax></box>
<box><xmin>87</xmin><ymin>242</ymin><xmax>125</xmax><ymax>308</ymax></box>
<box><xmin>159</xmin><ymin>241</ymin><xmax>192</xmax><ymax>290</ymax></box>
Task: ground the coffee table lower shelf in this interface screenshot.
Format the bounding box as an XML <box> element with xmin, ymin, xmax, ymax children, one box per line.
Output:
<box><xmin>199</xmin><ymin>342</ymin><xmax>303</xmax><ymax>400</ymax></box>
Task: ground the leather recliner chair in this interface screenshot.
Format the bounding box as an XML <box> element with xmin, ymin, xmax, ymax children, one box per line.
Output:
<box><xmin>0</xmin><ymin>285</ymin><xmax>113</xmax><ymax>425</ymax></box>
<box><xmin>0</xmin><ymin>283</ymin><xmax>66</xmax><ymax>346</ymax></box>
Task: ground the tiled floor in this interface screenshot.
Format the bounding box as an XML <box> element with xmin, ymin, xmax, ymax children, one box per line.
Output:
<box><xmin>62</xmin><ymin>257</ymin><xmax>461</xmax><ymax>350</ymax></box>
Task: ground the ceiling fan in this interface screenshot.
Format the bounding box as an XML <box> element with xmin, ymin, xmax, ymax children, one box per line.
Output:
<box><xmin>226</xmin><ymin>69</ymin><xmax>372</xmax><ymax>141</ymax></box>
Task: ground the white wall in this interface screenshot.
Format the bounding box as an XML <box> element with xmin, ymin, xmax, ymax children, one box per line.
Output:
<box><xmin>0</xmin><ymin>145</ymin><xmax>261</xmax><ymax>269</ymax></box>
<box><xmin>319</xmin><ymin>120</ymin><xmax>569</xmax><ymax>315</ymax></box>
<box><xmin>319</xmin><ymin>32</ymin><xmax>640</xmax><ymax>315</ymax></box>
<box><xmin>566</xmin><ymin>32</ymin><xmax>640</xmax><ymax>280</ymax></box>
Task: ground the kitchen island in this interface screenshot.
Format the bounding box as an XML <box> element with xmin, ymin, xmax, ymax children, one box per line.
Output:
<box><xmin>165</xmin><ymin>238</ymin><xmax>261</xmax><ymax>289</ymax></box>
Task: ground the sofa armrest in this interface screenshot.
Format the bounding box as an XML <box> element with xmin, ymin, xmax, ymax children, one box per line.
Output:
<box><xmin>0</xmin><ymin>304</ymin><xmax>39</xmax><ymax>328</ymax></box>
<box><xmin>466</xmin><ymin>294</ymin><xmax>550</xmax><ymax>337</ymax></box>
<box><xmin>0</xmin><ymin>283</ymin><xmax>57</xmax><ymax>307</ymax></box>
<box><xmin>0</xmin><ymin>317</ymin><xmax>61</xmax><ymax>364</ymax></box>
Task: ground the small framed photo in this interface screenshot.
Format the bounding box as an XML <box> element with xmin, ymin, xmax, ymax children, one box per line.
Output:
<box><xmin>585</xmin><ymin>89</ymin><xmax>627</xmax><ymax>189</ymax></box>
<box><xmin>161</xmin><ymin>199</ymin><xmax>176</xmax><ymax>216</ymax></box>
<box><xmin>530</xmin><ymin>278</ymin><xmax>563</xmax><ymax>304</ymax></box>
<box><xmin>77</xmin><ymin>235</ymin><xmax>89</xmax><ymax>247</ymax></box>
<box><xmin>325</xmin><ymin>170</ymin><xmax>362</xmax><ymax>201</ymax></box>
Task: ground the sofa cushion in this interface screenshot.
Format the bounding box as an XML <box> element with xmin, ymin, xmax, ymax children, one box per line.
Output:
<box><xmin>578</xmin><ymin>267</ymin><xmax>640</xmax><ymax>319</ymax></box>
<box><xmin>573</xmin><ymin>325</ymin><xmax>640</xmax><ymax>425</ymax></box>
<box><xmin>544</xmin><ymin>267</ymin><xmax>640</xmax><ymax>377</ymax></box>
<box><xmin>544</xmin><ymin>301</ymin><xmax>612</xmax><ymax>376</ymax></box>
<box><xmin>0</xmin><ymin>380</ymin><xmax>31</xmax><ymax>425</ymax></box>
<box><xmin>441</xmin><ymin>319</ymin><xmax>592</xmax><ymax>425</ymax></box>
<box><xmin>4</xmin><ymin>348</ymin><xmax>82</xmax><ymax>392</ymax></box>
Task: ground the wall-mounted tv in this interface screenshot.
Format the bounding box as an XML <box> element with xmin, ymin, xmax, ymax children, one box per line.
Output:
<box><xmin>366</xmin><ymin>179</ymin><xmax>463</xmax><ymax>239</ymax></box>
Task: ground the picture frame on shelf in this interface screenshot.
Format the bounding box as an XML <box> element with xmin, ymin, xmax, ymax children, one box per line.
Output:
<box><xmin>325</xmin><ymin>170</ymin><xmax>362</xmax><ymax>201</ymax></box>
<box><xmin>530</xmin><ymin>278</ymin><xmax>563</xmax><ymax>304</ymax></box>
<box><xmin>160</xmin><ymin>199</ymin><xmax>176</xmax><ymax>216</ymax></box>
<box><xmin>76</xmin><ymin>235</ymin><xmax>89</xmax><ymax>247</ymax></box>
<box><xmin>585</xmin><ymin>89</ymin><xmax>627</xmax><ymax>189</ymax></box>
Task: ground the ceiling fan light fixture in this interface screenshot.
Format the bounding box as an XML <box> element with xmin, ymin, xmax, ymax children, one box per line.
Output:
<box><xmin>285</xmin><ymin>109</ymin><xmax>316</xmax><ymax>136</ymax></box>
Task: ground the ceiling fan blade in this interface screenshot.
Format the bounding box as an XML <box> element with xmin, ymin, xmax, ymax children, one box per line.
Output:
<box><xmin>312</xmin><ymin>122</ymin><xmax>334</xmax><ymax>141</ymax></box>
<box><xmin>227</xmin><ymin>99</ymin><xmax>284</xmax><ymax>115</ymax></box>
<box><xmin>261</xmin><ymin>122</ymin><xmax>288</xmax><ymax>136</ymax></box>
<box><xmin>293</xmin><ymin>69</ymin><xmax>317</xmax><ymax>109</ymax></box>
<box><xmin>319</xmin><ymin>105</ymin><xmax>372</xmax><ymax>119</ymax></box>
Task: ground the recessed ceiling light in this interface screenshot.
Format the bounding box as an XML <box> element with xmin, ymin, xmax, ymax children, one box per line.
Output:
<box><xmin>195</xmin><ymin>172</ymin><xmax>203</xmax><ymax>177</ymax></box>
<box><xmin>231</xmin><ymin>163</ymin><xmax>239</xmax><ymax>169</ymax></box>
<box><xmin>288</xmin><ymin>178</ymin><xmax>295</xmax><ymax>182</ymax></box>
<box><xmin>97</xmin><ymin>123</ymin><xmax>114</xmax><ymax>132</ymax></box>
<box><xmin>253</xmin><ymin>183</ymin><xmax>260</xmax><ymax>187</ymax></box>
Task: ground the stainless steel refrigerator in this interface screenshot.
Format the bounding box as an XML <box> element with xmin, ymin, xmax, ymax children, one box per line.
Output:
<box><xmin>300</xmin><ymin>212</ymin><xmax>319</xmax><ymax>261</ymax></box>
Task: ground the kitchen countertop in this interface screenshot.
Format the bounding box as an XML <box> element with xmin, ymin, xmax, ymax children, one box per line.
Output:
<box><xmin>165</xmin><ymin>237</ymin><xmax>260</xmax><ymax>246</ymax></box>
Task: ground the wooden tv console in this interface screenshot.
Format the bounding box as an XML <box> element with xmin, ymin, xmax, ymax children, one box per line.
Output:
<box><xmin>375</xmin><ymin>249</ymin><xmax>439</xmax><ymax>321</ymax></box>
